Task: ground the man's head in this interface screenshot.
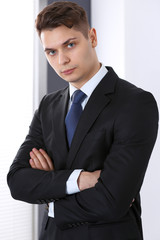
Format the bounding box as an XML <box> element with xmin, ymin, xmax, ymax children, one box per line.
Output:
<box><xmin>35</xmin><ymin>1</ymin><xmax>100</xmax><ymax>88</ymax></box>
<box><xmin>36</xmin><ymin>1</ymin><xmax>90</xmax><ymax>39</ymax></box>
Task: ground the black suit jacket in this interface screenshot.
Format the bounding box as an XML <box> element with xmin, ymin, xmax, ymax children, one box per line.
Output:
<box><xmin>7</xmin><ymin>67</ymin><xmax>159</xmax><ymax>240</ymax></box>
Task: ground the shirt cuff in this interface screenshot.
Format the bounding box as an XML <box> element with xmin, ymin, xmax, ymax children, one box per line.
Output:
<box><xmin>48</xmin><ymin>202</ymin><xmax>54</xmax><ymax>218</ymax></box>
<box><xmin>66</xmin><ymin>169</ymin><xmax>83</xmax><ymax>195</ymax></box>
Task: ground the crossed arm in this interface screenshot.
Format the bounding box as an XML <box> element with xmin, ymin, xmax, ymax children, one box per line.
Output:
<box><xmin>29</xmin><ymin>148</ymin><xmax>101</xmax><ymax>191</ymax></box>
<box><xmin>29</xmin><ymin>148</ymin><xmax>135</xmax><ymax>208</ymax></box>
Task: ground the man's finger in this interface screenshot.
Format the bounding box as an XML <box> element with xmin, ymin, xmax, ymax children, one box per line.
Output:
<box><xmin>32</xmin><ymin>148</ymin><xmax>51</xmax><ymax>170</ymax></box>
<box><xmin>30</xmin><ymin>150</ymin><xmax>43</xmax><ymax>169</ymax></box>
<box><xmin>130</xmin><ymin>198</ymin><xmax>135</xmax><ymax>207</ymax></box>
<box><xmin>29</xmin><ymin>159</ymin><xmax>37</xmax><ymax>169</ymax></box>
<box><xmin>39</xmin><ymin>149</ymin><xmax>54</xmax><ymax>170</ymax></box>
<box><xmin>31</xmin><ymin>148</ymin><xmax>53</xmax><ymax>171</ymax></box>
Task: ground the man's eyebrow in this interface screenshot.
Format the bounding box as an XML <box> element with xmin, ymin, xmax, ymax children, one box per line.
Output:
<box><xmin>44</xmin><ymin>48</ymin><xmax>55</xmax><ymax>52</ymax></box>
<box><xmin>44</xmin><ymin>37</ymin><xmax>77</xmax><ymax>52</ymax></box>
<box><xmin>62</xmin><ymin>37</ymin><xmax>77</xmax><ymax>45</ymax></box>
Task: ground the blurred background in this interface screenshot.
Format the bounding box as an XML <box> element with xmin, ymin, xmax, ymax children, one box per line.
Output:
<box><xmin>0</xmin><ymin>0</ymin><xmax>159</xmax><ymax>239</ymax></box>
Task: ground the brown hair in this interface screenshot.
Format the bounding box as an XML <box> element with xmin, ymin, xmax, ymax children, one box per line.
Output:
<box><xmin>35</xmin><ymin>1</ymin><xmax>90</xmax><ymax>38</ymax></box>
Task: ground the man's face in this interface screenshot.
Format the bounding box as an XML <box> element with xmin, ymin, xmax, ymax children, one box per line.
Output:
<box><xmin>40</xmin><ymin>25</ymin><xmax>99</xmax><ymax>88</ymax></box>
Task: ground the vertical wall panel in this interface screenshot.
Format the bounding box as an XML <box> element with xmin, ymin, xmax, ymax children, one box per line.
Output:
<box><xmin>91</xmin><ymin>0</ymin><xmax>125</xmax><ymax>77</ymax></box>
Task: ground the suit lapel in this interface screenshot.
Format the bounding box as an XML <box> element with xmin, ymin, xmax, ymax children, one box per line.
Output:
<box><xmin>52</xmin><ymin>87</ymin><xmax>69</xmax><ymax>168</ymax></box>
<box><xmin>66</xmin><ymin>67</ymin><xmax>118</xmax><ymax>169</ymax></box>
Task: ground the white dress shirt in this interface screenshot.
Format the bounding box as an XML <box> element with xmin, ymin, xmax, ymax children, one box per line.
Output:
<box><xmin>48</xmin><ymin>64</ymin><xmax>108</xmax><ymax>217</ymax></box>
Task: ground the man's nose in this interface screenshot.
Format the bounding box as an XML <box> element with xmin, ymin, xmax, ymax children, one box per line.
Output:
<box><xmin>58</xmin><ymin>52</ymin><xmax>70</xmax><ymax>65</ymax></box>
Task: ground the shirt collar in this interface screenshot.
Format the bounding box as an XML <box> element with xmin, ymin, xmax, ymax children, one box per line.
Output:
<box><xmin>69</xmin><ymin>63</ymin><xmax>108</xmax><ymax>99</ymax></box>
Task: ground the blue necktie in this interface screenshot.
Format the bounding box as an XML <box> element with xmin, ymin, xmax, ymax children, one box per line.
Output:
<box><xmin>65</xmin><ymin>90</ymin><xmax>86</xmax><ymax>147</ymax></box>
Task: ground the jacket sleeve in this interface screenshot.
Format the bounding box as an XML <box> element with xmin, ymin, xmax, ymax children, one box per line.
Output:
<box><xmin>7</xmin><ymin>97</ymin><xmax>73</xmax><ymax>204</ymax></box>
<box><xmin>54</xmin><ymin>91</ymin><xmax>159</xmax><ymax>229</ymax></box>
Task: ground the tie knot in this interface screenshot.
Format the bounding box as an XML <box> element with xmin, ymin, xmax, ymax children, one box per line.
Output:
<box><xmin>72</xmin><ymin>90</ymin><xmax>86</xmax><ymax>104</ymax></box>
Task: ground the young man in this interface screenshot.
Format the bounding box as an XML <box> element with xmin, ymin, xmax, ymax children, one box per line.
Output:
<box><xmin>7</xmin><ymin>2</ymin><xmax>158</xmax><ymax>240</ymax></box>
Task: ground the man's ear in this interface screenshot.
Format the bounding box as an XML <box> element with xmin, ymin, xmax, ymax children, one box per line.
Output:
<box><xmin>88</xmin><ymin>28</ymin><xmax>97</xmax><ymax>48</ymax></box>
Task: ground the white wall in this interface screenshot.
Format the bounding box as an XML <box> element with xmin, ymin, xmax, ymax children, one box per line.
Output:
<box><xmin>0</xmin><ymin>1</ymin><xmax>34</xmax><ymax>239</ymax></box>
<box><xmin>91</xmin><ymin>0</ymin><xmax>160</xmax><ymax>239</ymax></box>
<box><xmin>91</xmin><ymin>0</ymin><xmax>125</xmax><ymax>77</ymax></box>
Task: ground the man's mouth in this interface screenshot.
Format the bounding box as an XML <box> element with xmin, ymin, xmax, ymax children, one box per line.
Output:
<box><xmin>61</xmin><ymin>67</ymin><xmax>77</xmax><ymax>75</ymax></box>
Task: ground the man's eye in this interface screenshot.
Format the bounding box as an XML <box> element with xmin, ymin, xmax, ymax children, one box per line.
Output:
<box><xmin>68</xmin><ymin>43</ymin><xmax>75</xmax><ymax>48</ymax></box>
<box><xmin>49</xmin><ymin>50</ymin><xmax>56</xmax><ymax>56</ymax></box>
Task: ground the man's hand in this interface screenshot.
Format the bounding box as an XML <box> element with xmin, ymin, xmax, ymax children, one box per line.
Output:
<box><xmin>77</xmin><ymin>170</ymin><xmax>101</xmax><ymax>191</ymax></box>
<box><xmin>29</xmin><ymin>148</ymin><xmax>54</xmax><ymax>171</ymax></box>
<box><xmin>130</xmin><ymin>198</ymin><xmax>135</xmax><ymax>207</ymax></box>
